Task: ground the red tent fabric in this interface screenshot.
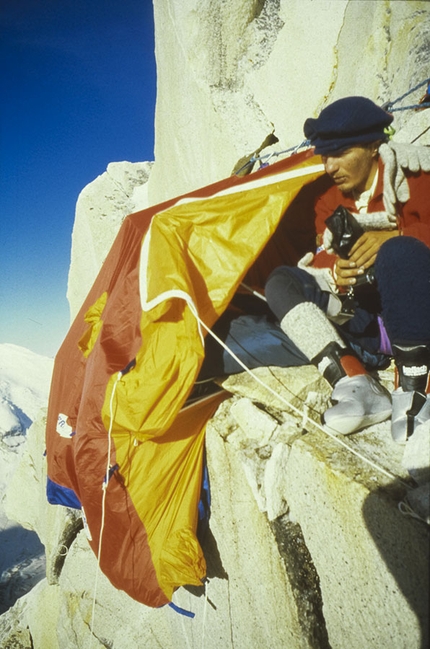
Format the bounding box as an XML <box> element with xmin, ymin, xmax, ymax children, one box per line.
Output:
<box><xmin>46</xmin><ymin>150</ymin><xmax>324</xmax><ymax>606</ymax></box>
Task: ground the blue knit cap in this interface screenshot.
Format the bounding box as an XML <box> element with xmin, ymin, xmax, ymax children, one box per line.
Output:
<box><xmin>303</xmin><ymin>96</ymin><xmax>393</xmax><ymax>155</ymax></box>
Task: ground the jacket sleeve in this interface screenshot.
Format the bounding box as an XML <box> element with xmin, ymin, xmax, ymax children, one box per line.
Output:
<box><xmin>400</xmin><ymin>171</ymin><xmax>430</xmax><ymax>247</ymax></box>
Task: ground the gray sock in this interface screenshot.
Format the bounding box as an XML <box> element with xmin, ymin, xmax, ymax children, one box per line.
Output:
<box><xmin>280</xmin><ymin>302</ymin><xmax>345</xmax><ymax>361</ymax></box>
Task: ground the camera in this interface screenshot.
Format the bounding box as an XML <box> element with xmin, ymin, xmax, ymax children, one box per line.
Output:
<box><xmin>325</xmin><ymin>205</ymin><xmax>376</xmax><ymax>287</ymax></box>
<box><xmin>325</xmin><ymin>206</ymin><xmax>377</xmax><ymax>318</ymax></box>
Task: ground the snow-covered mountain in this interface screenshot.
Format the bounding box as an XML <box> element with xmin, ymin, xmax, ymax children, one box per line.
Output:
<box><xmin>0</xmin><ymin>343</ymin><xmax>54</xmax><ymax>613</ymax></box>
<box><xmin>0</xmin><ymin>343</ymin><xmax>53</xmax><ymax>434</ymax></box>
<box><xmin>0</xmin><ymin>343</ymin><xmax>53</xmax><ymax>499</ymax></box>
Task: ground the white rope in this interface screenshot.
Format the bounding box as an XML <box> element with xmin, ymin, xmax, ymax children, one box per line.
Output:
<box><xmin>90</xmin><ymin>371</ymin><xmax>122</xmax><ymax>645</ymax></box>
<box><xmin>398</xmin><ymin>500</ymin><xmax>429</xmax><ymax>524</ymax></box>
<box><xmin>57</xmin><ymin>544</ymin><xmax>69</xmax><ymax>557</ymax></box>
<box><xmin>201</xmin><ymin>579</ymin><xmax>209</xmax><ymax>649</ymax></box>
<box><xmin>240</xmin><ymin>282</ymin><xmax>267</xmax><ymax>302</ymax></box>
<box><xmin>189</xmin><ymin>304</ymin><xmax>411</xmax><ymax>489</ymax></box>
<box><xmin>84</xmin><ymin>299</ymin><xmax>414</xmax><ymax>647</ymax></box>
<box><xmin>179</xmin><ymin>615</ymin><xmax>193</xmax><ymax>649</ymax></box>
<box><xmin>175</xmin><ymin>590</ymin><xmax>193</xmax><ymax>649</ymax></box>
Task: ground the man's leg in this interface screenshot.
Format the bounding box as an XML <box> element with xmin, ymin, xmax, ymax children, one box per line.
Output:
<box><xmin>265</xmin><ymin>266</ymin><xmax>391</xmax><ymax>435</ymax></box>
<box><xmin>375</xmin><ymin>236</ymin><xmax>430</xmax><ymax>441</ymax></box>
<box><xmin>198</xmin><ymin>312</ymin><xmax>308</xmax><ymax>379</ymax></box>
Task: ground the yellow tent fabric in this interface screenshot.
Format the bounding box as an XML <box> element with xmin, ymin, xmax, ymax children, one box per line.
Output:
<box><xmin>46</xmin><ymin>151</ymin><xmax>324</xmax><ymax>607</ymax></box>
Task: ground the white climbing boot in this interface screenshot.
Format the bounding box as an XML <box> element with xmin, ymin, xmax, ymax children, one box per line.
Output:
<box><xmin>278</xmin><ymin>303</ymin><xmax>392</xmax><ymax>435</ymax></box>
<box><xmin>391</xmin><ymin>390</ymin><xmax>430</xmax><ymax>443</ymax></box>
<box><xmin>323</xmin><ymin>374</ymin><xmax>392</xmax><ymax>435</ymax></box>
<box><xmin>391</xmin><ymin>344</ymin><xmax>430</xmax><ymax>443</ymax></box>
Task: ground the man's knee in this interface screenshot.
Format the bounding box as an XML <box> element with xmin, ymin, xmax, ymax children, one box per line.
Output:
<box><xmin>376</xmin><ymin>235</ymin><xmax>430</xmax><ymax>271</ymax></box>
<box><xmin>375</xmin><ymin>235</ymin><xmax>430</xmax><ymax>345</ymax></box>
<box><xmin>265</xmin><ymin>266</ymin><xmax>300</xmax><ymax>300</ymax></box>
<box><xmin>265</xmin><ymin>266</ymin><xmax>329</xmax><ymax>321</ymax></box>
<box><xmin>265</xmin><ymin>266</ymin><xmax>309</xmax><ymax>321</ymax></box>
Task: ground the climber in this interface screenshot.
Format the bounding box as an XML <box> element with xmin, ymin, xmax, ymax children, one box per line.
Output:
<box><xmin>264</xmin><ymin>95</ymin><xmax>430</xmax><ymax>439</ymax></box>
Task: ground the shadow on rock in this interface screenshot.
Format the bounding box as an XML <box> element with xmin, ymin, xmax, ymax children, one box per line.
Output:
<box><xmin>363</xmin><ymin>483</ymin><xmax>429</xmax><ymax>649</ymax></box>
<box><xmin>0</xmin><ymin>524</ymin><xmax>45</xmax><ymax>615</ymax></box>
<box><xmin>185</xmin><ymin>525</ymin><xmax>228</xmax><ymax>600</ymax></box>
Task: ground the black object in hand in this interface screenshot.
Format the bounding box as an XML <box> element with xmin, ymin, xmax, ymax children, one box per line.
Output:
<box><xmin>325</xmin><ymin>206</ymin><xmax>375</xmax><ymax>286</ymax></box>
<box><xmin>325</xmin><ymin>205</ymin><xmax>364</xmax><ymax>259</ymax></box>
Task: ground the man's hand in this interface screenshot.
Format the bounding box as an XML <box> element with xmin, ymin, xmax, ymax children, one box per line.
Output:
<box><xmin>335</xmin><ymin>230</ymin><xmax>399</xmax><ymax>287</ymax></box>
<box><xmin>335</xmin><ymin>258</ymin><xmax>365</xmax><ymax>287</ymax></box>
<box><xmin>349</xmin><ymin>230</ymin><xmax>399</xmax><ymax>267</ymax></box>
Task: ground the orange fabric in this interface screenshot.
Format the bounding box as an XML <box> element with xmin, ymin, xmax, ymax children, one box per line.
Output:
<box><xmin>45</xmin><ymin>150</ymin><xmax>324</xmax><ymax>606</ymax></box>
<box><xmin>340</xmin><ymin>354</ymin><xmax>367</xmax><ymax>377</ymax></box>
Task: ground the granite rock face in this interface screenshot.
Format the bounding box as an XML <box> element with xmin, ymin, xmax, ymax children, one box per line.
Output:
<box><xmin>1</xmin><ymin>367</ymin><xmax>429</xmax><ymax>649</ymax></box>
<box><xmin>67</xmin><ymin>161</ymin><xmax>153</xmax><ymax>319</ymax></box>
<box><xmin>148</xmin><ymin>0</ymin><xmax>430</xmax><ymax>205</ymax></box>
<box><xmin>2</xmin><ymin>1</ymin><xmax>430</xmax><ymax>647</ymax></box>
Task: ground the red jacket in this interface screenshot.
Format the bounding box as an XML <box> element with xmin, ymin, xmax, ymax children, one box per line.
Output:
<box><xmin>311</xmin><ymin>157</ymin><xmax>430</xmax><ymax>271</ymax></box>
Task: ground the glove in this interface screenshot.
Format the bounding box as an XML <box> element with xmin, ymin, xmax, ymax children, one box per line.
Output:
<box><xmin>388</xmin><ymin>141</ymin><xmax>430</xmax><ymax>173</ymax></box>
<box><xmin>297</xmin><ymin>252</ymin><xmax>338</xmax><ymax>294</ymax></box>
<box><xmin>322</xmin><ymin>211</ymin><xmax>396</xmax><ymax>255</ymax></box>
<box><xmin>354</xmin><ymin>210</ymin><xmax>397</xmax><ymax>229</ymax></box>
<box><xmin>380</xmin><ymin>140</ymin><xmax>430</xmax><ymax>211</ymax></box>
<box><xmin>322</xmin><ymin>228</ymin><xmax>334</xmax><ymax>253</ymax></box>
<box><xmin>379</xmin><ymin>143</ymin><xmax>409</xmax><ymax>210</ymax></box>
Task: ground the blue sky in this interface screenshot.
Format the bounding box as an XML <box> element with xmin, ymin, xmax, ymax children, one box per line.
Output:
<box><xmin>0</xmin><ymin>0</ymin><xmax>156</xmax><ymax>357</ymax></box>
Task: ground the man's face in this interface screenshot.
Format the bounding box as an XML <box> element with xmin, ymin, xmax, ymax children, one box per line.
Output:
<box><xmin>321</xmin><ymin>144</ymin><xmax>378</xmax><ymax>195</ymax></box>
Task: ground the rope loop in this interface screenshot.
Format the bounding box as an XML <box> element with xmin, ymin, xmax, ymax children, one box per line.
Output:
<box><xmin>384</xmin><ymin>77</ymin><xmax>430</xmax><ymax>112</ymax></box>
<box><xmin>236</xmin><ymin>78</ymin><xmax>430</xmax><ymax>176</ymax></box>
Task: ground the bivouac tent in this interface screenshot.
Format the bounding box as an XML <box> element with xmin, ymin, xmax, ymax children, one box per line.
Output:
<box><xmin>45</xmin><ymin>149</ymin><xmax>324</xmax><ymax>607</ymax></box>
